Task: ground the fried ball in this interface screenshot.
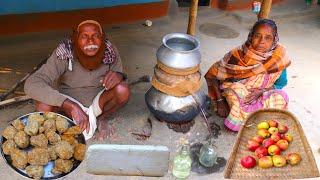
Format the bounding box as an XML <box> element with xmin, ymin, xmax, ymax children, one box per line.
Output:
<box><xmin>11</xmin><ymin>119</ymin><xmax>25</xmax><ymax>131</ymax></box>
<box><xmin>28</xmin><ymin>113</ymin><xmax>45</xmax><ymax>126</ymax></box>
<box><xmin>38</xmin><ymin>126</ymin><xmax>45</xmax><ymax>134</ymax></box>
<box><xmin>56</xmin><ymin>116</ymin><xmax>69</xmax><ymax>134</ymax></box>
<box><xmin>2</xmin><ymin>125</ymin><xmax>17</xmax><ymax>140</ymax></box>
<box><xmin>30</xmin><ymin>134</ymin><xmax>48</xmax><ymax>148</ymax></box>
<box><xmin>43</xmin><ymin>119</ymin><xmax>56</xmax><ymax>132</ymax></box>
<box><xmin>54</xmin><ymin>141</ymin><xmax>74</xmax><ymax>160</ymax></box>
<box><xmin>14</xmin><ymin>131</ymin><xmax>30</xmax><ymax>148</ymax></box>
<box><xmin>63</xmin><ymin>126</ymin><xmax>82</xmax><ymax>136</ymax></box>
<box><xmin>48</xmin><ymin>145</ymin><xmax>58</xmax><ymax>161</ymax></box>
<box><xmin>44</xmin><ymin>112</ymin><xmax>57</xmax><ymax>119</ymax></box>
<box><xmin>11</xmin><ymin>149</ymin><xmax>28</xmax><ymax>169</ymax></box>
<box><xmin>26</xmin><ymin>165</ymin><xmax>44</xmax><ymax>179</ymax></box>
<box><xmin>46</xmin><ymin>131</ymin><xmax>61</xmax><ymax>145</ymax></box>
<box><xmin>61</xmin><ymin>134</ymin><xmax>78</xmax><ymax>147</ymax></box>
<box><xmin>74</xmin><ymin>143</ymin><xmax>86</xmax><ymax>161</ymax></box>
<box><xmin>2</xmin><ymin>139</ymin><xmax>17</xmax><ymax>155</ymax></box>
<box><xmin>52</xmin><ymin>159</ymin><xmax>73</xmax><ymax>174</ymax></box>
<box><xmin>27</xmin><ymin>148</ymin><xmax>49</xmax><ymax>166</ymax></box>
<box><xmin>24</xmin><ymin>119</ymin><xmax>39</xmax><ymax>136</ymax></box>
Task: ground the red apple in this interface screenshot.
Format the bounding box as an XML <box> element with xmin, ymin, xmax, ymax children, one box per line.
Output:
<box><xmin>257</xmin><ymin>129</ymin><xmax>270</xmax><ymax>138</ymax></box>
<box><xmin>276</xmin><ymin>139</ymin><xmax>289</xmax><ymax>151</ymax></box>
<box><xmin>268</xmin><ymin>120</ymin><xmax>278</xmax><ymax>127</ymax></box>
<box><xmin>272</xmin><ymin>155</ymin><xmax>287</xmax><ymax>167</ymax></box>
<box><xmin>271</xmin><ymin>132</ymin><xmax>282</xmax><ymax>142</ymax></box>
<box><xmin>268</xmin><ymin>145</ymin><xmax>281</xmax><ymax>156</ymax></box>
<box><xmin>258</xmin><ymin>156</ymin><xmax>273</xmax><ymax>168</ymax></box>
<box><xmin>283</xmin><ymin>134</ymin><xmax>293</xmax><ymax>143</ymax></box>
<box><xmin>286</xmin><ymin>153</ymin><xmax>302</xmax><ymax>165</ymax></box>
<box><xmin>262</xmin><ymin>138</ymin><xmax>275</xmax><ymax>148</ymax></box>
<box><xmin>278</xmin><ymin>124</ymin><xmax>288</xmax><ymax>134</ymax></box>
<box><xmin>268</xmin><ymin>127</ymin><xmax>279</xmax><ymax>134</ymax></box>
<box><xmin>255</xmin><ymin>147</ymin><xmax>268</xmax><ymax>158</ymax></box>
<box><xmin>252</xmin><ymin>136</ymin><xmax>264</xmax><ymax>144</ymax></box>
<box><xmin>240</xmin><ymin>155</ymin><xmax>257</xmax><ymax>169</ymax></box>
<box><xmin>247</xmin><ymin>140</ymin><xmax>260</xmax><ymax>152</ymax></box>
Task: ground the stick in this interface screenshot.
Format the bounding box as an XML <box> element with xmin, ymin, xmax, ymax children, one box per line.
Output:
<box><xmin>0</xmin><ymin>88</ymin><xmax>25</xmax><ymax>95</ymax></box>
<box><xmin>187</xmin><ymin>0</ymin><xmax>199</xmax><ymax>36</ymax></box>
<box><xmin>0</xmin><ymin>95</ymin><xmax>31</xmax><ymax>107</ymax></box>
<box><xmin>0</xmin><ymin>57</ymin><xmax>48</xmax><ymax>101</ymax></box>
<box><xmin>258</xmin><ymin>0</ymin><xmax>273</xmax><ymax>20</ymax></box>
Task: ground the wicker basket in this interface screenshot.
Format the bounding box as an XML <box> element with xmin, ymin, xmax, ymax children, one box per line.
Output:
<box><xmin>224</xmin><ymin>109</ymin><xmax>319</xmax><ymax>179</ymax></box>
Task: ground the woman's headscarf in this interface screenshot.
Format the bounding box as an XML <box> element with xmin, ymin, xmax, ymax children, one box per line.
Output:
<box><xmin>205</xmin><ymin>19</ymin><xmax>291</xmax><ymax>81</ymax></box>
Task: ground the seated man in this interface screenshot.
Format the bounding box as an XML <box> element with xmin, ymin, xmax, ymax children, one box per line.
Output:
<box><xmin>24</xmin><ymin>20</ymin><xmax>130</xmax><ymax>140</ymax></box>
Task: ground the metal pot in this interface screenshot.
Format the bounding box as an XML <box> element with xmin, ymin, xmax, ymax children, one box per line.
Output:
<box><xmin>145</xmin><ymin>87</ymin><xmax>206</xmax><ymax>123</ymax></box>
<box><xmin>156</xmin><ymin>33</ymin><xmax>201</xmax><ymax>69</ymax></box>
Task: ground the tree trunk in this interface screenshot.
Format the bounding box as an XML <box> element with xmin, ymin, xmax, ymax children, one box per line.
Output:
<box><xmin>187</xmin><ymin>0</ymin><xmax>199</xmax><ymax>36</ymax></box>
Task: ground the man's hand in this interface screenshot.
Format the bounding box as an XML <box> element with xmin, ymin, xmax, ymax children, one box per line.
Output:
<box><xmin>102</xmin><ymin>71</ymin><xmax>123</xmax><ymax>91</ymax></box>
<box><xmin>62</xmin><ymin>99</ymin><xmax>90</xmax><ymax>133</ymax></box>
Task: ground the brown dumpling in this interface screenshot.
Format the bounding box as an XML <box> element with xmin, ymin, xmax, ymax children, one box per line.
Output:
<box><xmin>74</xmin><ymin>143</ymin><xmax>86</xmax><ymax>161</ymax></box>
<box><xmin>11</xmin><ymin>119</ymin><xmax>25</xmax><ymax>131</ymax></box>
<box><xmin>44</xmin><ymin>112</ymin><xmax>57</xmax><ymax>120</ymax></box>
<box><xmin>56</xmin><ymin>116</ymin><xmax>69</xmax><ymax>134</ymax></box>
<box><xmin>2</xmin><ymin>139</ymin><xmax>17</xmax><ymax>155</ymax></box>
<box><xmin>48</xmin><ymin>145</ymin><xmax>58</xmax><ymax>161</ymax></box>
<box><xmin>63</xmin><ymin>126</ymin><xmax>82</xmax><ymax>136</ymax></box>
<box><xmin>26</xmin><ymin>165</ymin><xmax>44</xmax><ymax>179</ymax></box>
<box><xmin>54</xmin><ymin>141</ymin><xmax>74</xmax><ymax>160</ymax></box>
<box><xmin>43</xmin><ymin>119</ymin><xmax>56</xmax><ymax>132</ymax></box>
<box><xmin>27</xmin><ymin>148</ymin><xmax>49</xmax><ymax>166</ymax></box>
<box><xmin>46</xmin><ymin>131</ymin><xmax>61</xmax><ymax>145</ymax></box>
<box><xmin>30</xmin><ymin>134</ymin><xmax>48</xmax><ymax>148</ymax></box>
<box><xmin>11</xmin><ymin>149</ymin><xmax>28</xmax><ymax>169</ymax></box>
<box><xmin>14</xmin><ymin>131</ymin><xmax>30</xmax><ymax>148</ymax></box>
<box><xmin>24</xmin><ymin>119</ymin><xmax>39</xmax><ymax>136</ymax></box>
<box><xmin>28</xmin><ymin>113</ymin><xmax>45</xmax><ymax>126</ymax></box>
<box><xmin>52</xmin><ymin>159</ymin><xmax>73</xmax><ymax>174</ymax></box>
<box><xmin>61</xmin><ymin>134</ymin><xmax>78</xmax><ymax>147</ymax></box>
<box><xmin>2</xmin><ymin>125</ymin><xmax>17</xmax><ymax>140</ymax></box>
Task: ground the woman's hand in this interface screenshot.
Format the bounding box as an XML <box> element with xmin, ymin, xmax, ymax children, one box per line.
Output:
<box><xmin>244</xmin><ymin>88</ymin><xmax>265</xmax><ymax>104</ymax></box>
<box><xmin>102</xmin><ymin>71</ymin><xmax>123</xmax><ymax>91</ymax></box>
<box><xmin>62</xmin><ymin>99</ymin><xmax>90</xmax><ymax>133</ymax></box>
<box><xmin>216</xmin><ymin>100</ymin><xmax>229</xmax><ymax>118</ymax></box>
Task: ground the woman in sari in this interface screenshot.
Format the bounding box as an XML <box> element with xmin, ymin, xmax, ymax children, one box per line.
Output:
<box><xmin>205</xmin><ymin>19</ymin><xmax>291</xmax><ymax>132</ymax></box>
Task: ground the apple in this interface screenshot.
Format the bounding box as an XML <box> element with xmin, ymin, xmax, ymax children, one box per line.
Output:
<box><xmin>258</xmin><ymin>156</ymin><xmax>273</xmax><ymax>168</ymax></box>
<box><xmin>286</xmin><ymin>153</ymin><xmax>302</xmax><ymax>165</ymax></box>
<box><xmin>268</xmin><ymin>120</ymin><xmax>278</xmax><ymax>127</ymax></box>
<box><xmin>272</xmin><ymin>155</ymin><xmax>287</xmax><ymax>167</ymax></box>
<box><xmin>283</xmin><ymin>134</ymin><xmax>293</xmax><ymax>143</ymax></box>
<box><xmin>257</xmin><ymin>129</ymin><xmax>271</xmax><ymax>138</ymax></box>
<box><xmin>268</xmin><ymin>127</ymin><xmax>279</xmax><ymax>134</ymax></box>
<box><xmin>240</xmin><ymin>155</ymin><xmax>257</xmax><ymax>169</ymax></box>
<box><xmin>268</xmin><ymin>145</ymin><xmax>281</xmax><ymax>156</ymax></box>
<box><xmin>276</xmin><ymin>140</ymin><xmax>289</xmax><ymax>151</ymax></box>
<box><xmin>262</xmin><ymin>138</ymin><xmax>275</xmax><ymax>148</ymax></box>
<box><xmin>278</xmin><ymin>124</ymin><xmax>288</xmax><ymax>134</ymax></box>
<box><xmin>247</xmin><ymin>140</ymin><xmax>260</xmax><ymax>152</ymax></box>
<box><xmin>252</xmin><ymin>136</ymin><xmax>264</xmax><ymax>144</ymax></box>
<box><xmin>257</xmin><ymin>121</ymin><xmax>269</xmax><ymax>130</ymax></box>
<box><xmin>271</xmin><ymin>132</ymin><xmax>282</xmax><ymax>142</ymax></box>
<box><xmin>255</xmin><ymin>147</ymin><xmax>268</xmax><ymax>158</ymax></box>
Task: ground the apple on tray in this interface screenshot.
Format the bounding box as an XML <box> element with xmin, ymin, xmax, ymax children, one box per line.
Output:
<box><xmin>283</xmin><ymin>134</ymin><xmax>293</xmax><ymax>143</ymax></box>
<box><xmin>271</xmin><ymin>132</ymin><xmax>282</xmax><ymax>142</ymax></box>
<box><xmin>258</xmin><ymin>156</ymin><xmax>273</xmax><ymax>168</ymax></box>
<box><xmin>252</xmin><ymin>135</ymin><xmax>264</xmax><ymax>144</ymax></box>
<box><xmin>247</xmin><ymin>140</ymin><xmax>260</xmax><ymax>152</ymax></box>
<box><xmin>276</xmin><ymin>139</ymin><xmax>289</xmax><ymax>151</ymax></box>
<box><xmin>262</xmin><ymin>138</ymin><xmax>275</xmax><ymax>148</ymax></box>
<box><xmin>268</xmin><ymin>145</ymin><xmax>281</xmax><ymax>156</ymax></box>
<box><xmin>258</xmin><ymin>129</ymin><xmax>271</xmax><ymax>138</ymax></box>
<box><xmin>278</xmin><ymin>124</ymin><xmax>288</xmax><ymax>134</ymax></box>
<box><xmin>286</xmin><ymin>153</ymin><xmax>302</xmax><ymax>166</ymax></box>
<box><xmin>241</xmin><ymin>155</ymin><xmax>257</xmax><ymax>169</ymax></box>
<box><xmin>268</xmin><ymin>120</ymin><xmax>278</xmax><ymax>127</ymax></box>
<box><xmin>257</xmin><ymin>121</ymin><xmax>270</xmax><ymax>130</ymax></box>
<box><xmin>255</xmin><ymin>147</ymin><xmax>268</xmax><ymax>158</ymax></box>
<box><xmin>272</xmin><ymin>155</ymin><xmax>287</xmax><ymax>167</ymax></box>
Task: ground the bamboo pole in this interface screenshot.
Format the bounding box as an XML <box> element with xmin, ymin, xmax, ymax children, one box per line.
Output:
<box><xmin>187</xmin><ymin>0</ymin><xmax>199</xmax><ymax>36</ymax></box>
<box><xmin>258</xmin><ymin>0</ymin><xmax>273</xmax><ymax>20</ymax></box>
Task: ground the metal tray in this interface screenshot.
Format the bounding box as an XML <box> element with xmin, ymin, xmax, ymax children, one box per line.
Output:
<box><xmin>0</xmin><ymin>112</ymin><xmax>86</xmax><ymax>179</ymax></box>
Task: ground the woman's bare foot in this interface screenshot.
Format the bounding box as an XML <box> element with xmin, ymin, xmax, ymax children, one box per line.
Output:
<box><xmin>94</xmin><ymin>117</ymin><xmax>115</xmax><ymax>141</ymax></box>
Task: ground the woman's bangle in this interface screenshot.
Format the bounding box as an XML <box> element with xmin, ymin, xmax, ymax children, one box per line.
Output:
<box><xmin>216</xmin><ymin>98</ymin><xmax>224</xmax><ymax>102</ymax></box>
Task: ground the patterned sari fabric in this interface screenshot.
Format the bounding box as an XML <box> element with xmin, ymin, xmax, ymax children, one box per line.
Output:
<box><xmin>221</xmin><ymin>72</ymin><xmax>289</xmax><ymax>131</ymax></box>
<box><xmin>205</xmin><ymin>43</ymin><xmax>291</xmax><ymax>132</ymax></box>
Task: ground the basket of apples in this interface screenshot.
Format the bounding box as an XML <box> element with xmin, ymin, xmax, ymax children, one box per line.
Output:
<box><xmin>224</xmin><ymin>109</ymin><xmax>319</xmax><ymax>179</ymax></box>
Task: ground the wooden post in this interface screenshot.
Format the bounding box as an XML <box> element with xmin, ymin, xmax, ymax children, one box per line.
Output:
<box><xmin>258</xmin><ymin>0</ymin><xmax>272</xmax><ymax>20</ymax></box>
<box><xmin>187</xmin><ymin>0</ymin><xmax>199</xmax><ymax>36</ymax></box>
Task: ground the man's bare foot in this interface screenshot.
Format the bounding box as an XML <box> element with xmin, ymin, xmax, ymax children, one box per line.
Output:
<box><xmin>94</xmin><ymin>118</ymin><xmax>115</xmax><ymax>141</ymax></box>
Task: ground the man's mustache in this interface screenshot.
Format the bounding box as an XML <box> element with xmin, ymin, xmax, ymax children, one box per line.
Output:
<box><xmin>84</xmin><ymin>44</ymin><xmax>99</xmax><ymax>50</ymax></box>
